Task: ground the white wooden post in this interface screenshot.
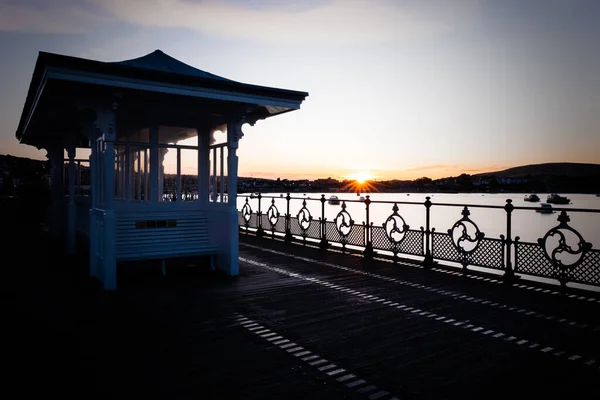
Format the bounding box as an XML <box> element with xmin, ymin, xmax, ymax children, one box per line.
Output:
<box><xmin>159</xmin><ymin>148</ymin><xmax>168</xmax><ymax>201</ymax></box>
<box><xmin>198</xmin><ymin>127</ymin><xmax>211</xmax><ymax>206</ymax></box>
<box><xmin>125</xmin><ymin>144</ymin><xmax>131</xmax><ymax>201</ymax></box>
<box><xmin>47</xmin><ymin>146</ymin><xmax>64</xmax><ymax>240</ymax></box>
<box><xmin>136</xmin><ymin>151</ymin><xmax>141</xmax><ymax>200</ymax></box>
<box><xmin>220</xmin><ymin>146</ymin><xmax>225</xmax><ymax>202</ymax></box>
<box><xmin>88</xmin><ymin>128</ymin><xmax>98</xmax><ymax>280</ymax></box>
<box><xmin>176</xmin><ymin>147</ymin><xmax>181</xmax><ymax>201</ymax></box>
<box><xmin>212</xmin><ymin>147</ymin><xmax>217</xmax><ymax>202</ymax></box>
<box><xmin>97</xmin><ymin>108</ymin><xmax>117</xmax><ymax>290</ymax></box>
<box><xmin>66</xmin><ymin>144</ymin><xmax>77</xmax><ymax>254</ymax></box>
<box><xmin>221</xmin><ymin>121</ymin><xmax>243</xmax><ymax>276</ymax></box>
<box><xmin>227</xmin><ymin>122</ymin><xmax>242</xmax><ymax>209</ymax></box>
<box><xmin>149</xmin><ymin>125</ymin><xmax>159</xmax><ymax>201</ymax></box>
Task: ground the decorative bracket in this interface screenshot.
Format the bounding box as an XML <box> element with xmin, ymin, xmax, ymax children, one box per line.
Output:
<box><xmin>537</xmin><ymin>211</ymin><xmax>592</xmax><ymax>274</ymax></box>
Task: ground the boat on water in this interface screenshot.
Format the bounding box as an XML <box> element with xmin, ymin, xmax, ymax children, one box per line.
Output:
<box><xmin>524</xmin><ymin>194</ymin><xmax>540</xmax><ymax>202</ymax></box>
<box><xmin>546</xmin><ymin>193</ymin><xmax>570</xmax><ymax>204</ymax></box>
<box><xmin>328</xmin><ymin>195</ymin><xmax>341</xmax><ymax>205</ymax></box>
<box><xmin>536</xmin><ymin>203</ymin><xmax>554</xmax><ymax>214</ymax></box>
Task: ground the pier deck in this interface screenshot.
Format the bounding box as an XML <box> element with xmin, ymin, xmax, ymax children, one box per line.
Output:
<box><xmin>3</xmin><ymin>221</ymin><xmax>600</xmax><ymax>399</ymax></box>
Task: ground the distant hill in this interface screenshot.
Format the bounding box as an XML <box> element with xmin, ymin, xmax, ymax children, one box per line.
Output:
<box><xmin>474</xmin><ymin>163</ymin><xmax>600</xmax><ymax>178</ymax></box>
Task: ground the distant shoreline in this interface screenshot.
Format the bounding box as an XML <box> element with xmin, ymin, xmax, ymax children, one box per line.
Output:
<box><xmin>239</xmin><ymin>189</ymin><xmax>600</xmax><ymax>195</ymax></box>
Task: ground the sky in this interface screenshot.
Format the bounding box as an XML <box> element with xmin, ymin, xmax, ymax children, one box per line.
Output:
<box><xmin>0</xmin><ymin>0</ymin><xmax>599</xmax><ymax>180</ymax></box>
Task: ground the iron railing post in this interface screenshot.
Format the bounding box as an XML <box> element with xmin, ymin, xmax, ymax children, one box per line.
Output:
<box><xmin>256</xmin><ymin>193</ymin><xmax>264</xmax><ymax>236</ymax></box>
<box><xmin>242</xmin><ymin>197</ymin><xmax>249</xmax><ymax>231</ymax></box>
<box><xmin>363</xmin><ymin>195</ymin><xmax>374</xmax><ymax>258</ymax></box>
<box><xmin>503</xmin><ymin>199</ymin><xmax>515</xmax><ymax>281</ymax></box>
<box><xmin>422</xmin><ymin>196</ymin><xmax>434</xmax><ymax>268</ymax></box>
<box><xmin>320</xmin><ymin>194</ymin><xmax>328</xmax><ymax>249</ymax></box>
<box><xmin>284</xmin><ymin>192</ymin><xmax>292</xmax><ymax>242</ymax></box>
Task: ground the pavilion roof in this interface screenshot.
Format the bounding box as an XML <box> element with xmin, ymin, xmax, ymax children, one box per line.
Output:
<box><xmin>16</xmin><ymin>50</ymin><xmax>308</xmax><ymax>147</ymax></box>
<box><xmin>111</xmin><ymin>50</ymin><xmax>232</xmax><ymax>82</ymax></box>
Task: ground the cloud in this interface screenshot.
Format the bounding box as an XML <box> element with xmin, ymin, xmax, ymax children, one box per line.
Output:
<box><xmin>91</xmin><ymin>0</ymin><xmax>477</xmax><ymax>45</ymax></box>
<box><xmin>405</xmin><ymin>164</ymin><xmax>456</xmax><ymax>172</ymax></box>
<box><xmin>0</xmin><ymin>0</ymin><xmax>482</xmax><ymax>43</ymax></box>
<box><xmin>0</xmin><ymin>0</ymin><xmax>111</xmax><ymax>34</ymax></box>
<box><xmin>240</xmin><ymin>170</ymin><xmax>326</xmax><ymax>180</ymax></box>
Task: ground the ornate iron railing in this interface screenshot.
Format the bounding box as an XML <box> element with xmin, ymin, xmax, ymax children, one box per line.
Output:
<box><xmin>238</xmin><ymin>194</ymin><xmax>600</xmax><ymax>292</ymax></box>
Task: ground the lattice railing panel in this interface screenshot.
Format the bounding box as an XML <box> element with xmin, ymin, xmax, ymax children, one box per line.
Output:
<box><xmin>289</xmin><ymin>217</ymin><xmax>320</xmax><ymax>240</ymax></box>
<box><xmin>238</xmin><ymin>212</ymin><xmax>245</xmax><ymax>226</ymax></box>
<box><xmin>272</xmin><ymin>217</ymin><xmax>286</xmax><ymax>234</ymax></box>
<box><xmin>371</xmin><ymin>227</ymin><xmax>424</xmax><ymax>256</ymax></box>
<box><xmin>516</xmin><ymin>242</ymin><xmax>600</xmax><ymax>286</ymax></box>
<box><xmin>514</xmin><ymin>242</ymin><xmax>558</xmax><ymax>279</ymax></box>
<box><xmin>468</xmin><ymin>238</ymin><xmax>504</xmax><ymax>270</ymax></box>
<box><xmin>247</xmin><ymin>213</ymin><xmax>259</xmax><ymax>229</ymax></box>
<box><xmin>290</xmin><ymin>216</ymin><xmax>303</xmax><ymax>236</ymax></box>
<box><xmin>346</xmin><ymin>224</ymin><xmax>365</xmax><ymax>247</ymax></box>
<box><xmin>325</xmin><ymin>221</ymin><xmax>342</xmax><ymax>243</ymax></box>
<box><xmin>432</xmin><ymin>232</ymin><xmax>504</xmax><ymax>270</ymax></box>
<box><xmin>401</xmin><ymin>229</ymin><xmax>425</xmax><ymax>256</ymax></box>
<box><xmin>570</xmin><ymin>249</ymin><xmax>600</xmax><ymax>286</ymax></box>
<box><xmin>306</xmin><ymin>220</ymin><xmax>322</xmax><ymax>240</ymax></box>
<box><xmin>371</xmin><ymin>226</ymin><xmax>391</xmax><ymax>251</ymax></box>
<box><xmin>432</xmin><ymin>232</ymin><xmax>461</xmax><ymax>263</ymax></box>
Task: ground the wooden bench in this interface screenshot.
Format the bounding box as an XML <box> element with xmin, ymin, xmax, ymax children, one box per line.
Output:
<box><xmin>115</xmin><ymin>212</ymin><xmax>218</xmax><ymax>273</ymax></box>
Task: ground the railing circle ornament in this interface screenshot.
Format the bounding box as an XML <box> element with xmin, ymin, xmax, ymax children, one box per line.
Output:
<box><xmin>296</xmin><ymin>199</ymin><xmax>312</xmax><ymax>231</ymax></box>
<box><xmin>448</xmin><ymin>206</ymin><xmax>484</xmax><ymax>254</ymax></box>
<box><xmin>383</xmin><ymin>203</ymin><xmax>410</xmax><ymax>244</ymax></box>
<box><xmin>267</xmin><ymin>199</ymin><xmax>280</xmax><ymax>228</ymax></box>
<box><xmin>241</xmin><ymin>199</ymin><xmax>253</xmax><ymax>224</ymax></box>
<box><xmin>537</xmin><ymin>211</ymin><xmax>592</xmax><ymax>270</ymax></box>
<box><xmin>334</xmin><ymin>202</ymin><xmax>354</xmax><ymax>237</ymax></box>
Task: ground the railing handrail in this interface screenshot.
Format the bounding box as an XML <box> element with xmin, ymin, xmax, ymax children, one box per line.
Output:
<box><xmin>237</xmin><ymin>193</ymin><xmax>600</xmax><ymax>213</ymax></box>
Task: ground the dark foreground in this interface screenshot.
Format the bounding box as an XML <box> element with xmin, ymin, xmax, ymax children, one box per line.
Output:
<box><xmin>2</xmin><ymin>205</ymin><xmax>600</xmax><ymax>399</ymax></box>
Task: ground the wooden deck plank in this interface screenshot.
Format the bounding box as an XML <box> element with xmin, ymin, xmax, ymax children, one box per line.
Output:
<box><xmin>4</xmin><ymin>215</ymin><xmax>600</xmax><ymax>399</ymax></box>
<box><xmin>237</xmin><ymin>241</ymin><xmax>600</xmax><ymax>360</ymax></box>
<box><xmin>231</xmin><ymin>235</ymin><xmax>600</xmax><ymax>398</ymax></box>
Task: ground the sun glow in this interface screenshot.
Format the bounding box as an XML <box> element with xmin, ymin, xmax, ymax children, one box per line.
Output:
<box><xmin>347</xmin><ymin>171</ymin><xmax>373</xmax><ymax>184</ymax></box>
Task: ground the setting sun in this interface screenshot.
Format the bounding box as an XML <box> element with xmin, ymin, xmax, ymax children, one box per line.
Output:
<box><xmin>347</xmin><ymin>171</ymin><xmax>373</xmax><ymax>183</ymax></box>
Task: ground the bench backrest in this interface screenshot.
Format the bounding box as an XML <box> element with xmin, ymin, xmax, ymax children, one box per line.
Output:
<box><xmin>115</xmin><ymin>211</ymin><xmax>214</xmax><ymax>261</ymax></box>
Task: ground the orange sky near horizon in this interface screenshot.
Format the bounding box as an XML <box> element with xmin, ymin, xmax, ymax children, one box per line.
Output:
<box><xmin>233</xmin><ymin>163</ymin><xmax>514</xmax><ymax>181</ymax></box>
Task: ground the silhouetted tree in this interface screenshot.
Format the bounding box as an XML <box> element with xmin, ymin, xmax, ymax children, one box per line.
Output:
<box><xmin>415</xmin><ymin>177</ymin><xmax>432</xmax><ymax>185</ymax></box>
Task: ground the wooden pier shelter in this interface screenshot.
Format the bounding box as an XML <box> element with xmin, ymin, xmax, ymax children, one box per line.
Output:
<box><xmin>15</xmin><ymin>50</ymin><xmax>308</xmax><ymax>289</ymax></box>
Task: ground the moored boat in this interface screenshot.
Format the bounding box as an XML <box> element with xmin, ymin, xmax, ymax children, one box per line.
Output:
<box><xmin>536</xmin><ymin>203</ymin><xmax>554</xmax><ymax>214</ymax></box>
<box><xmin>546</xmin><ymin>193</ymin><xmax>570</xmax><ymax>204</ymax></box>
<box><xmin>328</xmin><ymin>195</ymin><xmax>341</xmax><ymax>205</ymax></box>
<box><xmin>524</xmin><ymin>194</ymin><xmax>540</xmax><ymax>202</ymax></box>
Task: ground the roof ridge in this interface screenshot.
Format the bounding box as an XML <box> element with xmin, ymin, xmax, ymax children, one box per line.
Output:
<box><xmin>111</xmin><ymin>49</ymin><xmax>232</xmax><ymax>81</ymax></box>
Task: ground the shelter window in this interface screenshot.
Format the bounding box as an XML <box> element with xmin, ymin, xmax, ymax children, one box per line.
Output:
<box><xmin>209</xmin><ymin>143</ymin><xmax>228</xmax><ymax>203</ymax></box>
<box><xmin>112</xmin><ymin>127</ymin><xmax>201</xmax><ymax>202</ymax></box>
<box><xmin>158</xmin><ymin>143</ymin><xmax>198</xmax><ymax>202</ymax></box>
<box><xmin>114</xmin><ymin>144</ymin><xmax>150</xmax><ymax>201</ymax></box>
<box><xmin>63</xmin><ymin>148</ymin><xmax>91</xmax><ymax>197</ymax></box>
<box><xmin>158</xmin><ymin>128</ymin><xmax>199</xmax><ymax>202</ymax></box>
